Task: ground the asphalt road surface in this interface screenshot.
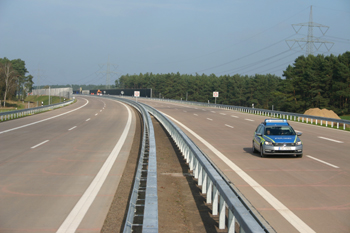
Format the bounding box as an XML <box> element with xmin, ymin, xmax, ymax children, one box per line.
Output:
<box><xmin>0</xmin><ymin>96</ymin><xmax>136</xmax><ymax>233</ymax></box>
<box><xmin>138</xmin><ymin>98</ymin><xmax>350</xmax><ymax>233</ymax></box>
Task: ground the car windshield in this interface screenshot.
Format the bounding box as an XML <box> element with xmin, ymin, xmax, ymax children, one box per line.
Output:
<box><xmin>265</xmin><ymin>126</ymin><xmax>296</xmax><ymax>135</ymax></box>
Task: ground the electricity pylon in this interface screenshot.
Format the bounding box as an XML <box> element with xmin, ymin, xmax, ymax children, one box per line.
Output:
<box><xmin>98</xmin><ymin>56</ymin><xmax>118</xmax><ymax>89</ymax></box>
<box><xmin>286</xmin><ymin>5</ymin><xmax>334</xmax><ymax>56</ymax></box>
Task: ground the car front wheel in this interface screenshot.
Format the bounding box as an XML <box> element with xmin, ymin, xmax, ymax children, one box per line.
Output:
<box><xmin>260</xmin><ymin>145</ymin><xmax>265</xmax><ymax>158</ymax></box>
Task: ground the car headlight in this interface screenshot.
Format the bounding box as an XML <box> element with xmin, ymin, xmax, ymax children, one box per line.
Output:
<box><xmin>296</xmin><ymin>141</ymin><xmax>302</xmax><ymax>145</ymax></box>
<box><xmin>264</xmin><ymin>141</ymin><xmax>273</xmax><ymax>145</ymax></box>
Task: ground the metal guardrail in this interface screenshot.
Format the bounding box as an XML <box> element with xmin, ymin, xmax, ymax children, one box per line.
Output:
<box><xmin>144</xmin><ymin>97</ymin><xmax>350</xmax><ymax>130</ymax></box>
<box><xmin>102</xmin><ymin>96</ymin><xmax>158</xmax><ymax>233</ymax></box>
<box><xmin>0</xmin><ymin>100</ymin><xmax>74</xmax><ymax>122</ymax></box>
<box><xmin>143</xmin><ymin>103</ymin><xmax>269</xmax><ymax>232</ymax></box>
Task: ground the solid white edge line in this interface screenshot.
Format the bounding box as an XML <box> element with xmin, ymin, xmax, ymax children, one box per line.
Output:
<box><xmin>68</xmin><ymin>126</ymin><xmax>77</xmax><ymax>131</ymax></box>
<box><xmin>162</xmin><ymin>112</ymin><xmax>315</xmax><ymax>233</ymax></box>
<box><xmin>31</xmin><ymin>140</ymin><xmax>49</xmax><ymax>149</ymax></box>
<box><xmin>56</xmin><ymin>102</ymin><xmax>132</xmax><ymax>233</ymax></box>
<box><xmin>0</xmin><ymin>98</ymin><xmax>89</xmax><ymax>135</ymax></box>
<box><xmin>307</xmin><ymin>155</ymin><xmax>339</xmax><ymax>168</ymax></box>
<box><xmin>317</xmin><ymin>136</ymin><xmax>343</xmax><ymax>143</ymax></box>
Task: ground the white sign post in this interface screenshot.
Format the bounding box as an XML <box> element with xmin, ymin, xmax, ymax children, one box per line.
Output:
<box><xmin>134</xmin><ymin>91</ymin><xmax>140</xmax><ymax>102</ymax></box>
<box><xmin>213</xmin><ymin>91</ymin><xmax>219</xmax><ymax>105</ymax></box>
<box><xmin>121</xmin><ymin>91</ymin><xmax>124</xmax><ymax>97</ymax></box>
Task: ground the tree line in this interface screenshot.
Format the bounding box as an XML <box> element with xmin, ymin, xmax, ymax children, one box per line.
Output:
<box><xmin>116</xmin><ymin>52</ymin><xmax>350</xmax><ymax>115</ymax></box>
<box><xmin>0</xmin><ymin>57</ymin><xmax>33</xmax><ymax>107</ymax></box>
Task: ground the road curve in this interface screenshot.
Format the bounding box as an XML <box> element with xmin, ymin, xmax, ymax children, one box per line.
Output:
<box><xmin>138</xmin><ymin>98</ymin><xmax>350</xmax><ymax>233</ymax></box>
<box><xmin>0</xmin><ymin>96</ymin><xmax>136</xmax><ymax>232</ymax></box>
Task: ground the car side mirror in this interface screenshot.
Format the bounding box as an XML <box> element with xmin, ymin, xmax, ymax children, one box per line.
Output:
<box><xmin>256</xmin><ymin>133</ymin><xmax>262</xmax><ymax>136</ymax></box>
<box><xmin>297</xmin><ymin>132</ymin><xmax>302</xmax><ymax>136</ymax></box>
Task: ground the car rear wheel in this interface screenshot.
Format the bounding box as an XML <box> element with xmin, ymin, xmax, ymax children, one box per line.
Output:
<box><xmin>252</xmin><ymin>141</ymin><xmax>257</xmax><ymax>153</ymax></box>
<box><xmin>260</xmin><ymin>145</ymin><xmax>265</xmax><ymax>158</ymax></box>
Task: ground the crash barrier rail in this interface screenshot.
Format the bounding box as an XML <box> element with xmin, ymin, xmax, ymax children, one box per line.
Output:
<box><xmin>0</xmin><ymin>100</ymin><xmax>74</xmax><ymax>122</ymax></box>
<box><xmin>142</xmin><ymin>97</ymin><xmax>350</xmax><ymax>130</ymax></box>
<box><xmin>102</xmin><ymin>96</ymin><xmax>158</xmax><ymax>233</ymax></box>
<box><xmin>143</xmin><ymin>103</ymin><xmax>270</xmax><ymax>233</ymax></box>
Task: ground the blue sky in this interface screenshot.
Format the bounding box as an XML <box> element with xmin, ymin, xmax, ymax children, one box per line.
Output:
<box><xmin>1</xmin><ymin>0</ymin><xmax>349</xmax><ymax>87</ymax></box>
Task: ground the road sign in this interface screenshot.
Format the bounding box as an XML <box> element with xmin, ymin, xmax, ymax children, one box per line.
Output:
<box><xmin>213</xmin><ymin>91</ymin><xmax>219</xmax><ymax>98</ymax></box>
<box><xmin>134</xmin><ymin>91</ymin><xmax>140</xmax><ymax>97</ymax></box>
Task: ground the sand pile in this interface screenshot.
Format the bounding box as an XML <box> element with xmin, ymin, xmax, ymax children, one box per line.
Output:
<box><xmin>304</xmin><ymin>108</ymin><xmax>340</xmax><ymax>119</ymax></box>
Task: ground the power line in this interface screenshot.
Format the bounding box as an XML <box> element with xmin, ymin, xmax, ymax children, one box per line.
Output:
<box><xmin>98</xmin><ymin>55</ymin><xmax>118</xmax><ymax>89</ymax></box>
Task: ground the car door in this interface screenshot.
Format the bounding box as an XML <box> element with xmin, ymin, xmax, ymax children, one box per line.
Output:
<box><xmin>254</xmin><ymin>125</ymin><xmax>263</xmax><ymax>150</ymax></box>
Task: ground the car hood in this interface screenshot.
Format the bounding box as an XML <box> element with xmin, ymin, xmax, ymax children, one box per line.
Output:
<box><xmin>264</xmin><ymin>135</ymin><xmax>297</xmax><ymax>143</ymax></box>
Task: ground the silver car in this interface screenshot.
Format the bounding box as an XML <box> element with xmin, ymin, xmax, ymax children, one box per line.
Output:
<box><xmin>252</xmin><ymin>119</ymin><xmax>303</xmax><ymax>158</ymax></box>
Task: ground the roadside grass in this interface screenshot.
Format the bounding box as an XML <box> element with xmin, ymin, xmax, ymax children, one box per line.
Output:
<box><xmin>340</xmin><ymin>115</ymin><xmax>350</xmax><ymax>121</ymax></box>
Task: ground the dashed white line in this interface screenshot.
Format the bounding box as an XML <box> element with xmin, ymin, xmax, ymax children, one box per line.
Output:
<box><xmin>225</xmin><ymin>124</ymin><xmax>234</xmax><ymax>128</ymax></box>
<box><xmin>194</xmin><ymin>114</ymin><xmax>198</xmax><ymax>116</ymax></box>
<box><xmin>207</xmin><ymin>118</ymin><xmax>213</xmax><ymax>121</ymax></box>
<box><xmin>231</xmin><ymin>115</ymin><xmax>239</xmax><ymax>118</ymax></box>
<box><xmin>95</xmin><ymin>113</ymin><xmax>98</xmax><ymax>116</ymax></box>
<box><xmin>317</xmin><ymin>136</ymin><xmax>343</xmax><ymax>143</ymax></box>
<box><xmin>245</xmin><ymin>119</ymin><xmax>255</xmax><ymax>122</ymax></box>
<box><xmin>100</xmin><ymin>110</ymin><xmax>102</xmax><ymax>112</ymax></box>
<box><xmin>307</xmin><ymin>155</ymin><xmax>339</xmax><ymax>168</ymax></box>
<box><xmin>86</xmin><ymin>118</ymin><xmax>91</xmax><ymax>121</ymax></box>
<box><xmin>68</xmin><ymin>126</ymin><xmax>77</xmax><ymax>131</ymax></box>
<box><xmin>211</xmin><ymin>111</ymin><xmax>216</xmax><ymax>113</ymax></box>
<box><xmin>31</xmin><ymin>140</ymin><xmax>49</xmax><ymax>149</ymax></box>
<box><xmin>220</xmin><ymin>113</ymin><xmax>226</xmax><ymax>115</ymax></box>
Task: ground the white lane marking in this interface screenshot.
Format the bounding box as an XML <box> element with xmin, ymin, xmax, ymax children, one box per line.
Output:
<box><xmin>194</xmin><ymin>114</ymin><xmax>198</xmax><ymax>116</ymax></box>
<box><xmin>317</xmin><ymin>136</ymin><xmax>343</xmax><ymax>143</ymax></box>
<box><xmin>31</xmin><ymin>140</ymin><xmax>49</xmax><ymax>149</ymax></box>
<box><xmin>211</xmin><ymin>111</ymin><xmax>216</xmax><ymax>113</ymax></box>
<box><xmin>225</xmin><ymin>124</ymin><xmax>234</xmax><ymax>128</ymax></box>
<box><xmin>68</xmin><ymin>126</ymin><xmax>77</xmax><ymax>131</ymax></box>
<box><xmin>0</xmin><ymin>99</ymin><xmax>89</xmax><ymax>135</ymax></box>
<box><xmin>231</xmin><ymin>115</ymin><xmax>239</xmax><ymax>118</ymax></box>
<box><xmin>183</xmin><ymin>110</ymin><xmax>187</xmax><ymax>112</ymax></box>
<box><xmin>207</xmin><ymin>118</ymin><xmax>213</xmax><ymax>121</ymax></box>
<box><xmin>220</xmin><ymin>113</ymin><xmax>226</xmax><ymax>115</ymax></box>
<box><xmin>245</xmin><ymin>119</ymin><xmax>255</xmax><ymax>122</ymax></box>
<box><xmin>56</xmin><ymin>102</ymin><xmax>132</xmax><ymax>233</ymax></box>
<box><xmin>162</xmin><ymin>112</ymin><xmax>315</xmax><ymax>233</ymax></box>
<box><xmin>86</xmin><ymin>118</ymin><xmax>90</xmax><ymax>121</ymax></box>
<box><xmin>307</xmin><ymin>156</ymin><xmax>339</xmax><ymax>168</ymax></box>
<box><xmin>95</xmin><ymin>113</ymin><xmax>98</xmax><ymax>116</ymax></box>
<box><xmin>100</xmin><ymin>110</ymin><xmax>102</xmax><ymax>112</ymax></box>
<box><xmin>202</xmin><ymin>109</ymin><xmax>206</xmax><ymax>111</ymax></box>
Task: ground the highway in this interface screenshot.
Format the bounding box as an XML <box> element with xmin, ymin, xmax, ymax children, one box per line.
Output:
<box><xmin>0</xmin><ymin>96</ymin><xmax>136</xmax><ymax>232</ymax></box>
<box><xmin>138</xmin><ymin>98</ymin><xmax>350</xmax><ymax>233</ymax></box>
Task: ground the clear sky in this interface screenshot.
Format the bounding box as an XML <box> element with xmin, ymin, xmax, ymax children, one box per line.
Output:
<box><xmin>1</xmin><ymin>0</ymin><xmax>349</xmax><ymax>87</ymax></box>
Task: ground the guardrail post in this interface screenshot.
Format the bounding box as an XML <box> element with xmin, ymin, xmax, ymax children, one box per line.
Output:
<box><xmin>344</xmin><ymin>124</ymin><xmax>346</xmax><ymax>130</ymax></box>
<box><xmin>207</xmin><ymin>178</ymin><xmax>213</xmax><ymax>204</ymax></box>
<box><xmin>337</xmin><ymin>122</ymin><xmax>339</xmax><ymax>129</ymax></box>
<box><xmin>212</xmin><ymin>186</ymin><xmax>219</xmax><ymax>215</ymax></box>
<box><xmin>198</xmin><ymin>164</ymin><xmax>203</xmax><ymax>185</ymax></box>
<box><xmin>228</xmin><ymin>209</ymin><xmax>235</xmax><ymax>233</ymax></box>
<box><xmin>202</xmin><ymin>171</ymin><xmax>207</xmax><ymax>194</ymax></box>
<box><xmin>331</xmin><ymin>122</ymin><xmax>334</xmax><ymax>127</ymax></box>
<box><xmin>219</xmin><ymin>196</ymin><xmax>226</xmax><ymax>229</ymax></box>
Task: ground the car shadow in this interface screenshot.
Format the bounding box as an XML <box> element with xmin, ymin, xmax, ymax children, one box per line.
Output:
<box><xmin>243</xmin><ymin>147</ymin><xmax>298</xmax><ymax>159</ymax></box>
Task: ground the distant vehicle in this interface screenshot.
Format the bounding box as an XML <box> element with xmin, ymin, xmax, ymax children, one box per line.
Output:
<box><xmin>97</xmin><ymin>89</ymin><xmax>102</xmax><ymax>96</ymax></box>
<box><xmin>252</xmin><ymin>119</ymin><xmax>303</xmax><ymax>158</ymax></box>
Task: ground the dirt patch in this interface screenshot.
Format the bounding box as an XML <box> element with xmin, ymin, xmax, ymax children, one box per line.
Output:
<box><xmin>304</xmin><ymin>108</ymin><xmax>340</xmax><ymax>119</ymax></box>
